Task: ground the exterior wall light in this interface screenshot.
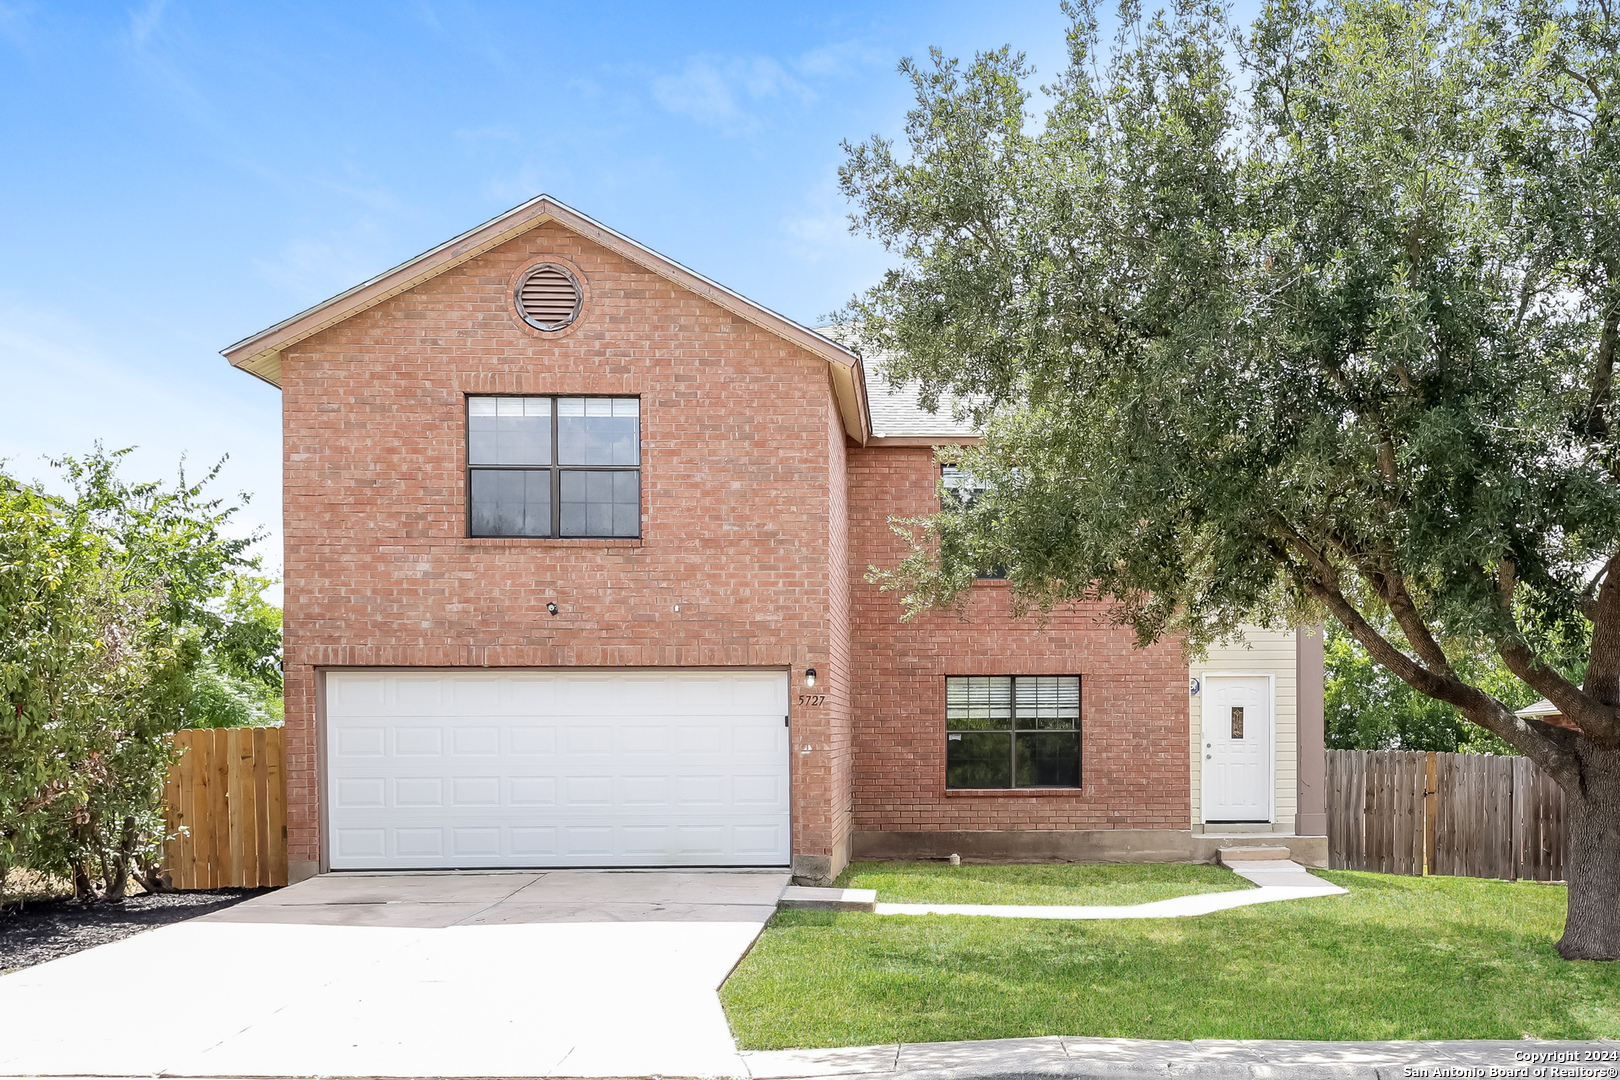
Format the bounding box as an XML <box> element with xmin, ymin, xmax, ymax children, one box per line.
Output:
<box><xmin>805</xmin><ymin>668</ymin><xmax>817</xmax><ymax>688</ymax></box>
<box><xmin>546</xmin><ymin>602</ymin><xmax>559</xmax><ymax>616</ymax></box>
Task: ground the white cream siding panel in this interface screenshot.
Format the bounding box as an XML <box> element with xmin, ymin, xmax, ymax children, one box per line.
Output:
<box><xmin>1190</xmin><ymin>628</ymin><xmax>1298</xmax><ymax>829</ymax></box>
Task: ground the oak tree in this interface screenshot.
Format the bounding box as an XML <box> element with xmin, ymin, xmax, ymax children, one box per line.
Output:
<box><xmin>841</xmin><ymin>0</ymin><xmax>1620</xmax><ymax>957</ymax></box>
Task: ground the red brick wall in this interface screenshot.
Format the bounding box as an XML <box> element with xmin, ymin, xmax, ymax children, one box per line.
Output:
<box><xmin>847</xmin><ymin>446</ymin><xmax>1190</xmax><ymax>833</ymax></box>
<box><xmin>279</xmin><ymin>222</ymin><xmax>847</xmax><ymax>871</ymax></box>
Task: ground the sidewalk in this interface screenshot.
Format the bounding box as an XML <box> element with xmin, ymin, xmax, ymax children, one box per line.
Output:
<box><xmin>743</xmin><ymin>1035</ymin><xmax>1619</xmax><ymax>1080</ymax></box>
<box><xmin>867</xmin><ymin>859</ymin><xmax>1347</xmax><ymax>920</ymax></box>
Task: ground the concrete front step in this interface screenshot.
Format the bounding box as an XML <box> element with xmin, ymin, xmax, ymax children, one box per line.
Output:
<box><xmin>1217</xmin><ymin>845</ymin><xmax>1291</xmax><ymax>865</ymax></box>
<box><xmin>779</xmin><ymin>886</ymin><xmax>877</xmax><ymax>913</ymax></box>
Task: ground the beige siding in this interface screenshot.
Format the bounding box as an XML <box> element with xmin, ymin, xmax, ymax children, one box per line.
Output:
<box><xmin>1189</xmin><ymin>628</ymin><xmax>1297</xmax><ymax>830</ymax></box>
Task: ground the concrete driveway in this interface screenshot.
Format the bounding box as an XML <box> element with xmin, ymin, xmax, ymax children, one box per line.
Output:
<box><xmin>0</xmin><ymin>869</ymin><xmax>789</xmax><ymax>1078</ymax></box>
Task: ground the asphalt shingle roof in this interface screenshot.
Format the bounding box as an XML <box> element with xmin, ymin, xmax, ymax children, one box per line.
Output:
<box><xmin>817</xmin><ymin>326</ymin><xmax>983</xmax><ymax>439</ymax></box>
<box><xmin>863</xmin><ymin>367</ymin><xmax>983</xmax><ymax>438</ymax></box>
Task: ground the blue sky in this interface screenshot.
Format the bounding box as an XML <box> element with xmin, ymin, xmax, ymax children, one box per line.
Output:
<box><xmin>0</xmin><ymin>1</ymin><xmax>1142</xmax><ymax>584</ymax></box>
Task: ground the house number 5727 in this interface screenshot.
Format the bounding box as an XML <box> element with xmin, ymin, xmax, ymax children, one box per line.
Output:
<box><xmin>796</xmin><ymin>694</ymin><xmax>826</xmax><ymax>706</ymax></box>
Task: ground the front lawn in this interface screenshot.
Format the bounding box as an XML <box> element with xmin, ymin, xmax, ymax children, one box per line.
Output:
<box><xmin>723</xmin><ymin>870</ymin><xmax>1619</xmax><ymax>1048</ymax></box>
<box><xmin>832</xmin><ymin>860</ymin><xmax>1251</xmax><ymax>906</ymax></box>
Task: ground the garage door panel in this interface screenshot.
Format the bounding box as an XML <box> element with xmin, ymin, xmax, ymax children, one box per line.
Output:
<box><xmin>336</xmin><ymin>777</ymin><xmax>386</xmax><ymax>808</ymax></box>
<box><xmin>510</xmin><ymin>777</ymin><xmax>556</xmax><ymax>804</ymax></box>
<box><xmin>394</xmin><ymin>727</ymin><xmax>443</xmax><ymax>756</ymax></box>
<box><xmin>325</xmin><ymin>669</ymin><xmax>791</xmax><ymax>869</ymax></box>
<box><xmin>393</xmin><ymin>777</ymin><xmax>442</xmax><ymax>807</ymax></box>
<box><xmin>512</xmin><ymin>827</ymin><xmax>557</xmax><ymax>855</ymax></box>
<box><xmin>335</xmin><ymin>828</ymin><xmax>386</xmax><ymax>858</ymax></box>
<box><xmin>509</xmin><ymin>726</ymin><xmax>556</xmax><ymax>755</ymax></box>
<box><xmin>336</xmin><ymin>727</ymin><xmax>386</xmax><ymax>757</ymax></box>
<box><xmin>332</xmin><ymin>675</ymin><xmax>386</xmax><ymax>712</ymax></box>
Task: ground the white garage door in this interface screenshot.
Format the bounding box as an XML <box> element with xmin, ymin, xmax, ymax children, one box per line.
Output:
<box><xmin>324</xmin><ymin>669</ymin><xmax>791</xmax><ymax>869</ymax></box>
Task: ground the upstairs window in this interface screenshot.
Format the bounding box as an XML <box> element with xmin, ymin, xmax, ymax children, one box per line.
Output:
<box><xmin>945</xmin><ymin>675</ymin><xmax>1081</xmax><ymax>789</ymax></box>
<box><xmin>940</xmin><ymin>464</ymin><xmax>1005</xmax><ymax>579</ymax></box>
<box><xmin>941</xmin><ymin>464</ymin><xmax>992</xmax><ymax>510</ymax></box>
<box><xmin>467</xmin><ymin>396</ymin><xmax>640</xmax><ymax>538</ymax></box>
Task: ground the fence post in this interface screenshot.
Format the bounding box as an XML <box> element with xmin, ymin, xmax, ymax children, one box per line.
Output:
<box><xmin>1425</xmin><ymin>751</ymin><xmax>1438</xmax><ymax>875</ymax></box>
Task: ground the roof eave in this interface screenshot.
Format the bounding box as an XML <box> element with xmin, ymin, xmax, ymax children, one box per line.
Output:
<box><xmin>221</xmin><ymin>195</ymin><xmax>872</xmax><ymax>443</ymax></box>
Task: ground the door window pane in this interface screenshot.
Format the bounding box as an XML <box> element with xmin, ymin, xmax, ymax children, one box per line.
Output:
<box><xmin>558</xmin><ymin>397</ymin><xmax>640</xmax><ymax>465</ymax></box>
<box><xmin>1231</xmin><ymin>706</ymin><xmax>1245</xmax><ymax>740</ymax></box>
<box><xmin>946</xmin><ymin>732</ymin><xmax>1013</xmax><ymax>789</ymax></box>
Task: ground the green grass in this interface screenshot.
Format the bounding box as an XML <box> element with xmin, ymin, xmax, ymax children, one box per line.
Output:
<box><xmin>832</xmin><ymin>860</ymin><xmax>1253</xmax><ymax>906</ymax></box>
<box><xmin>723</xmin><ymin>870</ymin><xmax>1619</xmax><ymax>1048</ymax></box>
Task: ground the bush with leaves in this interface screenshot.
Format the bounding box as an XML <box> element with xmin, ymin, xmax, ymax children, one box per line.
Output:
<box><xmin>0</xmin><ymin>450</ymin><xmax>279</xmax><ymax>902</ymax></box>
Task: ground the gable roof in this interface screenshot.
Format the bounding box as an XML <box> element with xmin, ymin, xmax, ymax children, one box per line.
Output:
<box><xmin>222</xmin><ymin>195</ymin><xmax>872</xmax><ymax>443</ymax></box>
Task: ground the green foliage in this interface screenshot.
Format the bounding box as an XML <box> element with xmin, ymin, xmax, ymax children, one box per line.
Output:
<box><xmin>1325</xmin><ymin>621</ymin><xmax>1520</xmax><ymax>753</ymax></box>
<box><xmin>839</xmin><ymin>0</ymin><xmax>1620</xmax><ymax>756</ymax></box>
<box><xmin>841</xmin><ymin>0</ymin><xmax>1620</xmax><ymax>953</ymax></box>
<box><xmin>0</xmin><ymin>449</ymin><xmax>279</xmax><ymax>901</ymax></box>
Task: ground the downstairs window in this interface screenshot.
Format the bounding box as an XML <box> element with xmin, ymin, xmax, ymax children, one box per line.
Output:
<box><xmin>945</xmin><ymin>675</ymin><xmax>1081</xmax><ymax>789</ymax></box>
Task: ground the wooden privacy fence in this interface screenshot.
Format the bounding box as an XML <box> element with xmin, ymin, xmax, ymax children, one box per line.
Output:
<box><xmin>1328</xmin><ymin>748</ymin><xmax>1566</xmax><ymax>881</ymax></box>
<box><xmin>161</xmin><ymin>727</ymin><xmax>288</xmax><ymax>888</ymax></box>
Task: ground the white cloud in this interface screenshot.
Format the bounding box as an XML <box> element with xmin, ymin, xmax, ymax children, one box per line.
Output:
<box><xmin>792</xmin><ymin>40</ymin><xmax>891</xmax><ymax>79</ymax></box>
<box><xmin>648</xmin><ymin>39</ymin><xmax>890</xmax><ymax>138</ymax></box>
<box><xmin>128</xmin><ymin>0</ymin><xmax>168</xmax><ymax>46</ymax></box>
<box><xmin>251</xmin><ymin>223</ymin><xmax>397</xmax><ymax>304</ymax></box>
<box><xmin>455</xmin><ymin>125</ymin><xmax>523</xmax><ymax>147</ymax></box>
<box><xmin>0</xmin><ymin>2</ymin><xmax>33</xmax><ymax>45</ymax></box>
<box><xmin>780</xmin><ymin>171</ymin><xmax>863</xmax><ymax>263</ymax></box>
<box><xmin>652</xmin><ymin>55</ymin><xmax>813</xmax><ymax>136</ymax></box>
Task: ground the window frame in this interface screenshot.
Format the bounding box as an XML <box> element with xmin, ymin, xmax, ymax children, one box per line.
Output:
<box><xmin>943</xmin><ymin>674</ymin><xmax>1083</xmax><ymax>791</ymax></box>
<box><xmin>464</xmin><ymin>394</ymin><xmax>642</xmax><ymax>540</ymax></box>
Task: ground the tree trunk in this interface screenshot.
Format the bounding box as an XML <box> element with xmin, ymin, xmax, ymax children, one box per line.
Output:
<box><xmin>102</xmin><ymin>816</ymin><xmax>137</xmax><ymax>901</ymax></box>
<box><xmin>1556</xmin><ymin>743</ymin><xmax>1620</xmax><ymax>960</ymax></box>
<box><xmin>136</xmin><ymin>852</ymin><xmax>172</xmax><ymax>894</ymax></box>
<box><xmin>71</xmin><ymin>859</ymin><xmax>97</xmax><ymax>904</ymax></box>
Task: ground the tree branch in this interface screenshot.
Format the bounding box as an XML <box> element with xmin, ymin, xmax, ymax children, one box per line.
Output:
<box><xmin>1374</xmin><ymin>564</ymin><xmax>1459</xmax><ymax>679</ymax></box>
<box><xmin>1269</xmin><ymin>517</ymin><xmax>1576</xmax><ymax>772</ymax></box>
<box><xmin>1304</xmin><ymin>577</ymin><xmax>1578</xmax><ymax>773</ymax></box>
<box><xmin>1491</xmin><ymin>557</ymin><xmax>1620</xmax><ymax>744</ymax></box>
<box><xmin>1584</xmin><ymin>301</ymin><xmax>1619</xmax><ymax>438</ymax></box>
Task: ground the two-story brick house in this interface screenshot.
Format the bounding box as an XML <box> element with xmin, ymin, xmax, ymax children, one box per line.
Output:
<box><xmin>225</xmin><ymin>196</ymin><xmax>1324</xmax><ymax>884</ymax></box>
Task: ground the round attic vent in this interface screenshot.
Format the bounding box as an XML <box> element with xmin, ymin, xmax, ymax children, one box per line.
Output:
<box><xmin>515</xmin><ymin>264</ymin><xmax>582</xmax><ymax>331</ymax></box>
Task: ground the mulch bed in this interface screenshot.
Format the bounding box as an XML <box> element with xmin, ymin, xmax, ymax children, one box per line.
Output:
<box><xmin>0</xmin><ymin>888</ymin><xmax>273</xmax><ymax>973</ymax></box>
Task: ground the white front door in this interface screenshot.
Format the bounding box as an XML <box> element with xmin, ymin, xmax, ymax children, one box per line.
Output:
<box><xmin>324</xmin><ymin>668</ymin><xmax>791</xmax><ymax>869</ymax></box>
<box><xmin>1201</xmin><ymin>675</ymin><xmax>1273</xmax><ymax>823</ymax></box>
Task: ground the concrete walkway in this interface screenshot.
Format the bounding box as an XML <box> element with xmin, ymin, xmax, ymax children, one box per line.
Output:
<box><xmin>742</xmin><ymin>1036</ymin><xmax>1618</xmax><ymax>1079</ymax></box>
<box><xmin>874</xmin><ymin>860</ymin><xmax>1347</xmax><ymax>920</ymax></box>
<box><xmin>0</xmin><ymin>869</ymin><xmax>788</xmax><ymax>1078</ymax></box>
